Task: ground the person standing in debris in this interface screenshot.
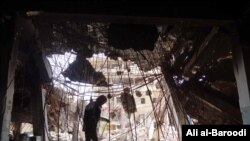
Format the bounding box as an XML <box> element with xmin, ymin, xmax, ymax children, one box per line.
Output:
<box><xmin>120</xmin><ymin>87</ymin><xmax>137</xmax><ymax>118</ymax></box>
<box><xmin>83</xmin><ymin>95</ymin><xmax>110</xmax><ymax>141</ymax></box>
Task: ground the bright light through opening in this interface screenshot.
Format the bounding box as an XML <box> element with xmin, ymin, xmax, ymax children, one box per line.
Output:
<box><xmin>46</xmin><ymin>51</ymin><xmax>94</xmax><ymax>100</ymax></box>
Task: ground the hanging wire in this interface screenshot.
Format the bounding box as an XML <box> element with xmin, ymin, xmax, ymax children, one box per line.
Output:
<box><xmin>53</xmin><ymin>73</ymin><xmax>162</xmax><ymax>96</ymax></box>
<box><xmin>46</xmin><ymin>50</ymin><xmax>81</xmax><ymax>140</ymax></box>
<box><xmin>74</xmin><ymin>81</ymin><xmax>80</xmax><ymax>141</ymax></box>
<box><xmin>109</xmin><ymin>93</ymin><xmax>167</xmax><ymax>140</ymax></box>
<box><xmin>133</xmin><ymin>51</ymin><xmax>164</xmax><ymax>140</ymax></box>
<box><xmin>124</xmin><ymin>61</ymin><xmax>138</xmax><ymax>141</ymax></box>
<box><xmin>90</xmin><ymin>53</ymin><xmax>99</xmax><ymax>103</ymax></box>
<box><xmin>114</xmin><ymin>93</ymin><xmax>170</xmax><ymax>140</ymax></box>
<box><xmin>57</xmin><ymin>89</ymin><xmax>64</xmax><ymax>141</ymax></box>
<box><xmin>60</xmin><ymin>54</ymin><xmax>75</xmax><ymax>140</ymax></box>
<box><xmin>77</xmin><ymin>52</ymin><xmax>91</xmax><ymax>140</ymax></box>
<box><xmin>97</xmin><ymin>55</ymin><xmax>108</xmax><ymax>72</ymax></box>
<box><xmin>94</xmin><ymin>53</ymin><xmax>167</xmax><ymax>141</ymax></box>
<box><xmin>101</xmin><ymin>51</ymin><xmax>135</xmax><ymax>140</ymax></box>
<box><xmin>44</xmin><ymin>48</ymin><xmax>178</xmax><ymax>141</ymax></box>
<box><xmin>94</xmin><ymin>55</ymin><xmax>121</xmax><ymax>140</ymax></box>
<box><xmin>121</xmin><ymin>51</ymin><xmax>135</xmax><ymax>141</ymax></box>
<box><xmin>148</xmin><ymin>55</ymin><xmax>180</xmax><ymax>139</ymax></box>
<box><xmin>140</xmin><ymin>50</ymin><xmax>182</xmax><ymax>138</ymax></box>
<box><xmin>51</xmin><ymin>72</ymin><xmax>163</xmax><ymax>105</ymax></box>
<box><xmin>102</xmin><ymin>61</ymin><xmax>175</xmax><ymax>139</ymax></box>
<box><xmin>42</xmin><ymin>83</ymin><xmax>54</xmax><ymax>141</ymax></box>
<box><xmin>61</xmin><ymin>65</ymin><xmax>71</xmax><ymax>140</ymax></box>
<box><xmin>64</xmin><ymin>89</ymin><xmax>70</xmax><ymax>139</ymax></box>
<box><xmin>35</xmin><ymin>46</ymin><xmax>71</xmax><ymax>141</ymax></box>
<box><xmin>107</xmin><ymin>56</ymin><xmax>111</xmax><ymax>141</ymax></box>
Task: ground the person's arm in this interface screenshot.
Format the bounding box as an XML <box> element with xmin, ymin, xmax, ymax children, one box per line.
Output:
<box><xmin>94</xmin><ymin>104</ymin><xmax>110</xmax><ymax>122</ymax></box>
<box><xmin>95</xmin><ymin>107</ymin><xmax>101</xmax><ymax>123</ymax></box>
<box><xmin>100</xmin><ymin>117</ymin><xmax>110</xmax><ymax>122</ymax></box>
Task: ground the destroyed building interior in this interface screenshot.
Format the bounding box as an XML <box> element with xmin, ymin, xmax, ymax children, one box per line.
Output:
<box><xmin>1</xmin><ymin>1</ymin><xmax>250</xmax><ymax>141</ymax></box>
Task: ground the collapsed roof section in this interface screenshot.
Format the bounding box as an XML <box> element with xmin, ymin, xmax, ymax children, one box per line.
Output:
<box><xmin>62</xmin><ymin>54</ymin><xmax>108</xmax><ymax>86</ymax></box>
<box><xmin>107</xmin><ymin>24</ymin><xmax>159</xmax><ymax>51</ymax></box>
<box><xmin>27</xmin><ymin>12</ymin><xmax>243</xmax><ymax>124</ymax></box>
<box><xmin>33</xmin><ymin>18</ymin><xmax>163</xmax><ymax>85</ymax></box>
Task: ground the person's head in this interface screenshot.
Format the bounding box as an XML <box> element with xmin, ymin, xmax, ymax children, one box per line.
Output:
<box><xmin>96</xmin><ymin>95</ymin><xmax>107</xmax><ymax>106</ymax></box>
<box><xmin>123</xmin><ymin>87</ymin><xmax>130</xmax><ymax>93</ymax></box>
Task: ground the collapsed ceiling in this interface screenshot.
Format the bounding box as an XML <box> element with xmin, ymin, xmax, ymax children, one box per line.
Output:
<box><xmin>12</xmin><ymin>12</ymin><xmax>243</xmax><ymax>128</ymax></box>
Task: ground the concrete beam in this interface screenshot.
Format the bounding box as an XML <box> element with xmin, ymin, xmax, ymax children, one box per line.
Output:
<box><xmin>42</xmin><ymin>89</ymin><xmax>49</xmax><ymax>141</ymax></box>
<box><xmin>31</xmin><ymin>13</ymin><xmax>233</xmax><ymax>27</ymax></box>
<box><xmin>185</xmin><ymin>87</ymin><xmax>242</xmax><ymax>124</ymax></box>
<box><xmin>0</xmin><ymin>25</ymin><xmax>18</xmax><ymax>141</ymax></box>
<box><xmin>161</xmin><ymin>67</ymin><xmax>188</xmax><ymax>141</ymax></box>
<box><xmin>232</xmin><ymin>39</ymin><xmax>250</xmax><ymax>124</ymax></box>
<box><xmin>30</xmin><ymin>64</ymin><xmax>45</xmax><ymax>138</ymax></box>
<box><xmin>182</xmin><ymin>26</ymin><xmax>219</xmax><ymax>79</ymax></box>
<box><xmin>3</xmin><ymin>1</ymin><xmax>247</xmax><ymax>22</ymax></box>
